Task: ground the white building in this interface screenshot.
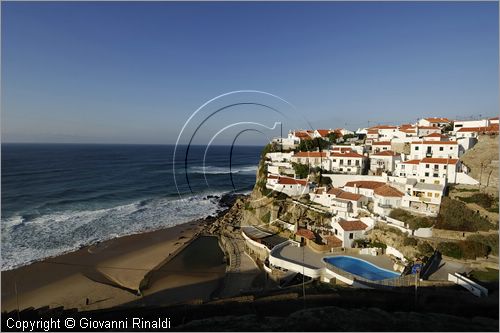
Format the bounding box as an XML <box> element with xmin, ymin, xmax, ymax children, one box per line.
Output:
<box><xmin>370</xmin><ymin>150</ymin><xmax>401</xmax><ymax>174</ymax></box>
<box><xmin>395</xmin><ymin>159</ymin><xmax>420</xmax><ymax>178</ymax></box>
<box><xmin>329</xmin><ymin>151</ymin><xmax>367</xmax><ymax>174</ymax></box>
<box><xmin>290</xmin><ymin>151</ymin><xmax>328</xmax><ymax>169</ymax></box>
<box><xmin>266</xmin><ymin>175</ymin><xmax>311</xmax><ymax>197</ymax></box>
<box><xmin>372</xmin><ymin>141</ymin><xmax>392</xmax><ymax>152</ymax></box>
<box><xmin>424</xmin><ymin>133</ymin><xmax>449</xmax><ymax>141</ymax></box>
<box><xmin>343</xmin><ymin>180</ymin><xmax>387</xmax><ymax>200</ymax></box>
<box><xmin>453</xmin><ymin>119</ymin><xmax>490</xmax><ymax>133</ymax></box>
<box><xmin>416</xmin><ymin>126</ymin><xmax>442</xmax><ymax>137</ymax></box>
<box><xmin>372</xmin><ymin>184</ymin><xmax>404</xmax><ymax>216</ymax></box>
<box><xmin>417</xmin><ymin>117</ymin><xmax>451</xmax><ymax>128</ymax></box>
<box><xmin>410</xmin><ymin>141</ymin><xmax>460</xmax><ymax>160</ymax></box>
<box><xmin>401</xmin><ymin>179</ymin><xmax>444</xmax><ymax>216</ymax></box>
<box><xmin>310</xmin><ymin>187</ymin><xmax>367</xmax><ymax>217</ymax></box>
<box><xmin>331</xmin><ymin>219</ymin><xmax>369</xmax><ymax>248</ymax></box>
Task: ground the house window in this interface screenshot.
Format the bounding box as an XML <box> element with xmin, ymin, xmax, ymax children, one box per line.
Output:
<box><xmin>450</xmin><ymin>147</ymin><xmax>453</xmax><ymax>150</ymax></box>
<box><xmin>434</xmin><ymin>193</ymin><xmax>440</xmax><ymax>198</ymax></box>
<box><xmin>433</xmin><ymin>173</ymin><xmax>438</xmax><ymax>177</ymax></box>
<box><xmin>348</xmin><ymin>160</ymin><xmax>352</xmax><ymax>166</ymax></box>
<box><xmin>415</xmin><ymin>146</ymin><xmax>419</xmax><ymax>150</ymax></box>
<box><xmin>334</xmin><ymin>228</ymin><xmax>338</xmax><ymax>235</ymax></box>
<box><xmin>426</xmin><ymin>164</ymin><xmax>430</xmax><ymax>168</ymax></box>
<box><xmin>333</xmin><ymin>159</ymin><xmax>336</xmax><ymax>162</ymax></box>
<box><xmin>401</xmin><ymin>165</ymin><xmax>405</xmax><ymax>169</ymax></box>
<box><xmin>427</xmin><ymin>192</ymin><xmax>432</xmax><ymax>197</ymax></box>
<box><xmin>355</xmin><ymin>160</ymin><xmax>359</xmax><ymax>166</ymax></box>
<box><xmin>439</xmin><ymin>147</ymin><xmax>444</xmax><ymax>151</ymax></box>
<box><xmin>434</xmin><ymin>180</ymin><xmax>440</xmax><ymax>184</ymax></box>
<box><xmin>425</xmin><ymin>172</ymin><xmax>429</xmax><ymax>177</ymax></box>
<box><xmin>444</xmin><ymin>165</ymin><xmax>447</xmax><ymax>170</ymax></box>
<box><xmin>349</xmin><ymin>233</ymin><xmax>354</xmax><ymax>239</ymax></box>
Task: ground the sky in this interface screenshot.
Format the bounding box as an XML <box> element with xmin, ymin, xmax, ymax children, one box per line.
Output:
<box><xmin>1</xmin><ymin>1</ymin><xmax>498</xmax><ymax>145</ymax></box>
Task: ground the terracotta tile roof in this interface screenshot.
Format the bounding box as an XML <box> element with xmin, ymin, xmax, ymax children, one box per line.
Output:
<box><xmin>426</xmin><ymin>133</ymin><xmax>447</xmax><ymax>137</ymax></box>
<box><xmin>413</xmin><ymin>141</ymin><xmax>458</xmax><ymax>145</ymax></box>
<box><xmin>330</xmin><ymin>152</ymin><xmax>364</xmax><ymax>158</ymax></box>
<box><xmin>338</xmin><ymin>219</ymin><xmax>368</xmax><ymax>231</ymax></box>
<box><xmin>331</xmin><ymin>147</ymin><xmax>353</xmax><ymax>153</ymax></box>
<box><xmin>372</xmin><ymin>141</ymin><xmax>391</xmax><ymax>146</ymax></box>
<box><xmin>267</xmin><ymin>174</ymin><xmax>279</xmax><ymax>179</ymax></box>
<box><xmin>490</xmin><ymin>116</ymin><xmax>499</xmax><ymax>120</ymax></box>
<box><xmin>421</xmin><ymin>157</ymin><xmax>459</xmax><ymax>165</ymax></box>
<box><xmin>344</xmin><ymin>180</ymin><xmax>386</xmax><ymax>190</ymax></box>
<box><xmin>457</xmin><ymin>126</ymin><xmax>499</xmax><ymax>133</ymax></box>
<box><xmin>372</xmin><ymin>150</ymin><xmax>399</xmax><ymax>157</ymax></box>
<box><xmin>424</xmin><ymin>117</ymin><xmax>450</xmax><ymax>123</ymax></box>
<box><xmin>401</xmin><ymin>159</ymin><xmax>421</xmax><ymax>164</ymax></box>
<box><xmin>327</xmin><ymin>187</ymin><xmax>343</xmax><ymax>196</ymax></box>
<box><xmin>314</xmin><ymin>188</ymin><xmax>325</xmax><ymax>194</ymax></box>
<box><xmin>277</xmin><ymin>177</ymin><xmax>308</xmax><ymax>186</ymax></box>
<box><xmin>373</xmin><ymin>184</ymin><xmax>404</xmax><ymax>197</ymax></box>
<box><xmin>293</xmin><ymin>151</ymin><xmax>327</xmax><ymax>158</ymax></box>
<box><xmin>337</xmin><ymin>191</ymin><xmax>364</xmax><ymax>201</ymax></box>
<box><xmin>400</xmin><ymin>128</ymin><xmax>417</xmax><ymax>133</ymax></box>
<box><xmin>369</xmin><ymin>125</ymin><xmax>397</xmax><ymax>130</ymax></box>
<box><xmin>316</xmin><ymin>129</ymin><xmax>331</xmax><ymax>137</ymax></box>
<box><xmin>367</xmin><ymin>129</ymin><xmax>379</xmax><ymax>134</ymax></box>
<box><xmin>294</xmin><ymin>131</ymin><xmax>312</xmax><ymax>138</ymax></box>
<box><xmin>417</xmin><ymin>126</ymin><xmax>441</xmax><ymax>130</ymax></box>
<box><xmin>325</xmin><ymin>235</ymin><xmax>343</xmax><ymax>247</ymax></box>
<box><xmin>399</xmin><ymin>124</ymin><xmax>414</xmax><ymax>129</ymax></box>
<box><xmin>296</xmin><ymin>228</ymin><xmax>315</xmax><ymax>240</ymax></box>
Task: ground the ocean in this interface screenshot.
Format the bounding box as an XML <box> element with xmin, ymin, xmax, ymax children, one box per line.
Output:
<box><xmin>1</xmin><ymin>143</ymin><xmax>262</xmax><ymax>270</ymax></box>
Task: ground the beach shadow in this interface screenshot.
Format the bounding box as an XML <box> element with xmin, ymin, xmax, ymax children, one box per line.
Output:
<box><xmin>82</xmin><ymin>270</ymin><xmax>139</xmax><ymax>295</ymax></box>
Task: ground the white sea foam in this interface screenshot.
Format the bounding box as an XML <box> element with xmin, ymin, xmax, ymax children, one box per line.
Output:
<box><xmin>189</xmin><ymin>165</ymin><xmax>257</xmax><ymax>175</ymax></box>
<box><xmin>0</xmin><ymin>192</ymin><xmax>225</xmax><ymax>270</ymax></box>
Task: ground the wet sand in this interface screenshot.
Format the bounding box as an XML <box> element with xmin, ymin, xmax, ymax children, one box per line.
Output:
<box><xmin>1</xmin><ymin>220</ymin><xmax>225</xmax><ymax>312</ymax></box>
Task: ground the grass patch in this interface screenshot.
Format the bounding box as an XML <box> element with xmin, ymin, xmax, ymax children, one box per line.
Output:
<box><xmin>456</xmin><ymin>192</ymin><xmax>499</xmax><ymax>211</ymax></box>
<box><xmin>469</xmin><ymin>268</ymin><xmax>499</xmax><ymax>282</ymax></box>
<box><xmin>435</xmin><ymin>197</ymin><xmax>494</xmax><ymax>232</ymax></box>
<box><xmin>437</xmin><ymin>240</ymin><xmax>489</xmax><ymax>259</ymax></box>
<box><xmin>467</xmin><ymin>233</ymin><xmax>499</xmax><ymax>256</ymax></box>
<box><xmin>388</xmin><ymin>208</ymin><xmax>434</xmax><ymax>230</ymax></box>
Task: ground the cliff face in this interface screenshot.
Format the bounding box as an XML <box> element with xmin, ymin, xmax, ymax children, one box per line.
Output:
<box><xmin>241</xmin><ymin>154</ymin><xmax>330</xmax><ymax>228</ymax></box>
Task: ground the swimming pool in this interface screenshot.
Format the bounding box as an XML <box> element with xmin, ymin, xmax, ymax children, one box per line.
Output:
<box><xmin>324</xmin><ymin>256</ymin><xmax>400</xmax><ymax>281</ymax></box>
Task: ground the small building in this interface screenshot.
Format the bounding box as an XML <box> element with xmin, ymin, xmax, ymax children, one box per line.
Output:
<box><xmin>291</xmin><ymin>151</ymin><xmax>327</xmax><ymax>169</ymax></box>
<box><xmin>370</xmin><ymin>150</ymin><xmax>401</xmax><ymax>174</ymax></box>
<box><xmin>417</xmin><ymin>117</ymin><xmax>451</xmax><ymax>128</ymax></box>
<box><xmin>372</xmin><ymin>184</ymin><xmax>404</xmax><ymax>216</ymax></box>
<box><xmin>329</xmin><ymin>151</ymin><xmax>367</xmax><ymax>174</ymax></box>
<box><xmin>331</xmin><ymin>219</ymin><xmax>369</xmax><ymax>248</ymax></box>
<box><xmin>266</xmin><ymin>175</ymin><xmax>311</xmax><ymax>197</ymax></box>
<box><xmin>372</xmin><ymin>141</ymin><xmax>392</xmax><ymax>153</ymax></box>
<box><xmin>410</xmin><ymin>140</ymin><xmax>460</xmax><ymax>160</ymax></box>
<box><xmin>343</xmin><ymin>180</ymin><xmax>387</xmax><ymax>200</ymax></box>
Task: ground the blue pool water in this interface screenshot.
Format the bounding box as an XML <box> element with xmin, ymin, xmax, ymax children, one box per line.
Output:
<box><xmin>324</xmin><ymin>256</ymin><xmax>400</xmax><ymax>281</ymax></box>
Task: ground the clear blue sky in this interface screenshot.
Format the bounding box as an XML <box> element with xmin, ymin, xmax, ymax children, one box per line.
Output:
<box><xmin>2</xmin><ymin>1</ymin><xmax>498</xmax><ymax>144</ymax></box>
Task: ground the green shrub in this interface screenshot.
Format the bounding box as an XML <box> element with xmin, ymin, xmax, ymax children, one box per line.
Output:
<box><xmin>467</xmin><ymin>233</ymin><xmax>499</xmax><ymax>256</ymax></box>
<box><xmin>417</xmin><ymin>242</ymin><xmax>434</xmax><ymax>256</ymax></box>
<box><xmin>260</xmin><ymin>211</ymin><xmax>271</xmax><ymax>224</ymax></box>
<box><xmin>403</xmin><ymin>237</ymin><xmax>418</xmax><ymax>246</ymax></box>
<box><xmin>435</xmin><ymin>198</ymin><xmax>493</xmax><ymax>232</ymax></box>
<box><xmin>389</xmin><ymin>208</ymin><xmax>434</xmax><ymax>230</ymax></box>
<box><xmin>457</xmin><ymin>193</ymin><xmax>498</xmax><ymax>209</ymax></box>
<box><xmin>437</xmin><ymin>242</ymin><xmax>462</xmax><ymax>259</ymax></box>
<box><xmin>370</xmin><ymin>241</ymin><xmax>387</xmax><ymax>249</ymax></box>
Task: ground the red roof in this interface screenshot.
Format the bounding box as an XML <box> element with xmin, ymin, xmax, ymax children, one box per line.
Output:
<box><xmin>316</xmin><ymin>129</ymin><xmax>331</xmax><ymax>137</ymax></box>
<box><xmin>294</xmin><ymin>131</ymin><xmax>312</xmax><ymax>138</ymax></box>
<box><xmin>424</xmin><ymin>117</ymin><xmax>450</xmax><ymax>123</ymax></box>
<box><xmin>337</xmin><ymin>191</ymin><xmax>364</xmax><ymax>201</ymax></box>
<box><xmin>369</xmin><ymin>125</ymin><xmax>397</xmax><ymax>130</ymax></box>
<box><xmin>373</xmin><ymin>184</ymin><xmax>404</xmax><ymax>197</ymax></box>
<box><xmin>267</xmin><ymin>174</ymin><xmax>279</xmax><ymax>179</ymax></box>
<box><xmin>325</xmin><ymin>235</ymin><xmax>343</xmax><ymax>247</ymax></box>
<box><xmin>421</xmin><ymin>157</ymin><xmax>459</xmax><ymax>165</ymax></box>
<box><xmin>426</xmin><ymin>133</ymin><xmax>447</xmax><ymax>138</ymax></box>
<box><xmin>457</xmin><ymin>125</ymin><xmax>499</xmax><ymax>133</ymax></box>
<box><xmin>344</xmin><ymin>180</ymin><xmax>386</xmax><ymax>190</ymax></box>
<box><xmin>372</xmin><ymin>150</ymin><xmax>400</xmax><ymax>157</ymax></box>
<box><xmin>296</xmin><ymin>228</ymin><xmax>315</xmax><ymax>240</ymax></box>
<box><xmin>338</xmin><ymin>219</ymin><xmax>368</xmax><ymax>231</ymax></box>
<box><xmin>367</xmin><ymin>129</ymin><xmax>379</xmax><ymax>134</ymax></box>
<box><xmin>277</xmin><ymin>177</ymin><xmax>308</xmax><ymax>186</ymax></box>
<box><xmin>293</xmin><ymin>151</ymin><xmax>327</xmax><ymax>158</ymax></box>
<box><xmin>402</xmin><ymin>159</ymin><xmax>420</xmax><ymax>165</ymax></box>
<box><xmin>413</xmin><ymin>141</ymin><xmax>458</xmax><ymax>145</ymax></box>
<box><xmin>330</xmin><ymin>152</ymin><xmax>364</xmax><ymax>158</ymax></box>
<box><xmin>418</xmin><ymin>126</ymin><xmax>441</xmax><ymax>130</ymax></box>
<box><xmin>331</xmin><ymin>147</ymin><xmax>353</xmax><ymax>153</ymax></box>
<box><xmin>372</xmin><ymin>141</ymin><xmax>391</xmax><ymax>146</ymax></box>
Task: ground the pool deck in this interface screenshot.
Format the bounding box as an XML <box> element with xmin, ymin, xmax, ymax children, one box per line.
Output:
<box><xmin>273</xmin><ymin>243</ymin><xmax>397</xmax><ymax>273</ymax></box>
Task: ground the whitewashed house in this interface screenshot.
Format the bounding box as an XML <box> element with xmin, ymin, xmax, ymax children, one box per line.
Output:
<box><xmin>395</xmin><ymin>159</ymin><xmax>420</xmax><ymax>178</ymax></box>
<box><xmin>372</xmin><ymin>184</ymin><xmax>404</xmax><ymax>216</ymax></box>
<box><xmin>370</xmin><ymin>150</ymin><xmax>401</xmax><ymax>174</ymax></box>
<box><xmin>417</xmin><ymin>117</ymin><xmax>451</xmax><ymax>128</ymax></box>
<box><xmin>410</xmin><ymin>141</ymin><xmax>460</xmax><ymax>160</ymax></box>
<box><xmin>371</xmin><ymin>141</ymin><xmax>392</xmax><ymax>153</ymax></box>
<box><xmin>329</xmin><ymin>151</ymin><xmax>367</xmax><ymax>174</ymax></box>
<box><xmin>310</xmin><ymin>187</ymin><xmax>367</xmax><ymax>217</ymax></box>
<box><xmin>331</xmin><ymin>219</ymin><xmax>369</xmax><ymax>248</ymax></box>
<box><xmin>401</xmin><ymin>179</ymin><xmax>444</xmax><ymax>216</ymax></box>
<box><xmin>291</xmin><ymin>151</ymin><xmax>328</xmax><ymax>169</ymax></box>
<box><xmin>266</xmin><ymin>175</ymin><xmax>311</xmax><ymax>197</ymax></box>
<box><xmin>453</xmin><ymin>119</ymin><xmax>490</xmax><ymax>133</ymax></box>
<box><xmin>343</xmin><ymin>180</ymin><xmax>386</xmax><ymax>200</ymax></box>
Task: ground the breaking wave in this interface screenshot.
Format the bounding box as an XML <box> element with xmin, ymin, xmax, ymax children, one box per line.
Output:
<box><xmin>0</xmin><ymin>193</ymin><xmax>225</xmax><ymax>270</ymax></box>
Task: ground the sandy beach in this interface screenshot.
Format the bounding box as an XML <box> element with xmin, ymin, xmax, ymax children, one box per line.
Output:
<box><xmin>1</xmin><ymin>218</ymin><xmax>226</xmax><ymax>312</ymax></box>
